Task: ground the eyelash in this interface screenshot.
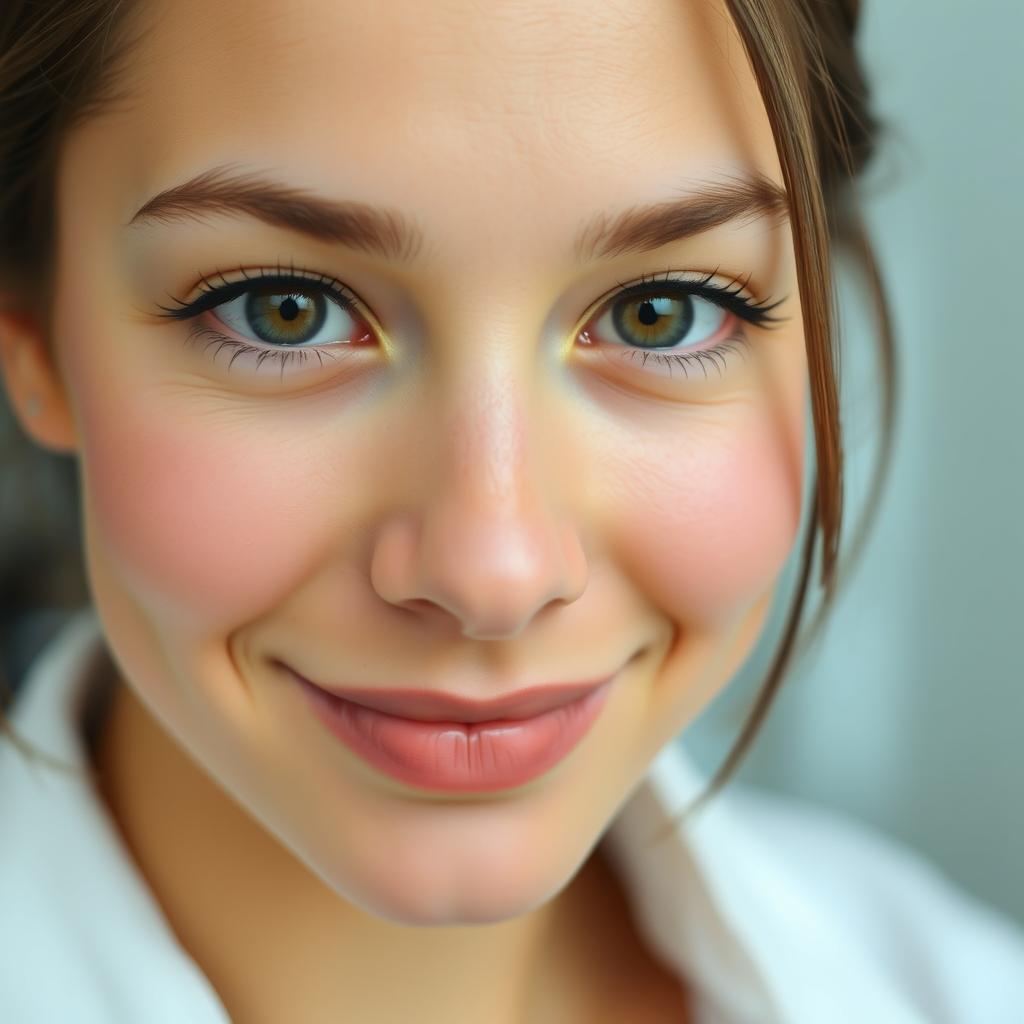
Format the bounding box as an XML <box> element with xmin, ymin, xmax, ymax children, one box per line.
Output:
<box><xmin>154</xmin><ymin>263</ymin><xmax>786</xmax><ymax>379</ymax></box>
<box><xmin>590</xmin><ymin>268</ymin><xmax>784</xmax><ymax>380</ymax></box>
<box><xmin>154</xmin><ymin>262</ymin><xmax>364</xmax><ymax>377</ymax></box>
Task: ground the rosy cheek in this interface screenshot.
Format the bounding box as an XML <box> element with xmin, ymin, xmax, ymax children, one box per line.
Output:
<box><xmin>609</xmin><ymin>406</ymin><xmax>804</xmax><ymax>627</ymax></box>
<box><xmin>80</xmin><ymin>392</ymin><xmax>331</xmax><ymax>628</ymax></box>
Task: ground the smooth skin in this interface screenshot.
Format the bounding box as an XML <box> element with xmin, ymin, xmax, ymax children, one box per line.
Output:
<box><xmin>0</xmin><ymin>0</ymin><xmax>806</xmax><ymax>1021</ymax></box>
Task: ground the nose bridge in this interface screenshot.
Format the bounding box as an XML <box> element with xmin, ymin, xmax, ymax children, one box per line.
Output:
<box><xmin>445</xmin><ymin>349</ymin><xmax>536</xmax><ymax>512</ymax></box>
<box><xmin>372</xmin><ymin>324</ymin><xmax>589</xmax><ymax>641</ymax></box>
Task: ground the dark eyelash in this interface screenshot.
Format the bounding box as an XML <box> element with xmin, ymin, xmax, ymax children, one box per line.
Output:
<box><xmin>180</xmin><ymin>323</ymin><xmax>343</xmax><ymax>379</ymax></box>
<box><xmin>153</xmin><ymin>258</ymin><xmax>359</xmax><ymax>322</ymax></box>
<box><xmin>612</xmin><ymin>268</ymin><xmax>786</xmax><ymax>328</ymax></box>
<box><xmin>614</xmin><ymin>331</ymin><xmax>751</xmax><ymax>382</ymax></box>
<box><xmin>590</xmin><ymin>269</ymin><xmax>786</xmax><ymax>383</ymax></box>
<box><xmin>155</xmin><ymin>263</ymin><xmax>783</xmax><ymax>329</ymax></box>
<box><xmin>153</xmin><ymin>260</ymin><xmax>362</xmax><ymax>375</ymax></box>
<box><xmin>153</xmin><ymin>263</ymin><xmax>786</xmax><ymax>380</ymax></box>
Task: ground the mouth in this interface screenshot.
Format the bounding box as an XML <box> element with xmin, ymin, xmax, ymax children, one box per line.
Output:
<box><xmin>283</xmin><ymin>662</ymin><xmax>620</xmax><ymax>794</ymax></box>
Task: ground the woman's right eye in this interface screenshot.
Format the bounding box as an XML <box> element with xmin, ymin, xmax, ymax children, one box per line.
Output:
<box><xmin>154</xmin><ymin>269</ymin><xmax>378</xmax><ymax>376</ymax></box>
<box><xmin>210</xmin><ymin>285</ymin><xmax>368</xmax><ymax>349</ymax></box>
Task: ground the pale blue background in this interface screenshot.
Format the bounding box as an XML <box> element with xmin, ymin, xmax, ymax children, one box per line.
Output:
<box><xmin>685</xmin><ymin>0</ymin><xmax>1024</xmax><ymax>929</ymax></box>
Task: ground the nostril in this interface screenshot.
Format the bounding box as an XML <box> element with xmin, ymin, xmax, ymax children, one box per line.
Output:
<box><xmin>396</xmin><ymin>598</ymin><xmax>444</xmax><ymax>620</ymax></box>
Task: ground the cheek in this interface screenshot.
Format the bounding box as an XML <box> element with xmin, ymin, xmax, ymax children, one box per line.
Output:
<box><xmin>78</xmin><ymin>390</ymin><xmax>338</xmax><ymax>628</ymax></box>
<box><xmin>608</xmin><ymin>403</ymin><xmax>805</xmax><ymax>626</ymax></box>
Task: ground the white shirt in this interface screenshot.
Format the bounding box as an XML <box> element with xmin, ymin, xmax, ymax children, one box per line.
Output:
<box><xmin>3</xmin><ymin>608</ymin><xmax>1024</xmax><ymax>1023</ymax></box>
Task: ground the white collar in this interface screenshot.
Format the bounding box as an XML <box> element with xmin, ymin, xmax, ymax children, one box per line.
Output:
<box><xmin>2</xmin><ymin>608</ymin><xmax>926</xmax><ymax>1023</ymax></box>
<box><xmin>603</xmin><ymin>736</ymin><xmax>928</xmax><ymax>1021</ymax></box>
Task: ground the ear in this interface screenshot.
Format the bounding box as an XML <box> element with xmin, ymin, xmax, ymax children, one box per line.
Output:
<box><xmin>0</xmin><ymin>306</ymin><xmax>79</xmax><ymax>454</ymax></box>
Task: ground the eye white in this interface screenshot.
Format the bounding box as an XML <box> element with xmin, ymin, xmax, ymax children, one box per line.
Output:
<box><xmin>685</xmin><ymin>295</ymin><xmax>729</xmax><ymax>343</ymax></box>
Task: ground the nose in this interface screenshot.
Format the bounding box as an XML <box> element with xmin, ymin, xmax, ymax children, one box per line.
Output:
<box><xmin>369</xmin><ymin>375</ymin><xmax>589</xmax><ymax>641</ymax></box>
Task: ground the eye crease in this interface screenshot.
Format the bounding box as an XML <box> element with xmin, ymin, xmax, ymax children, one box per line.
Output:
<box><xmin>153</xmin><ymin>263</ymin><xmax>787</xmax><ymax>380</ymax></box>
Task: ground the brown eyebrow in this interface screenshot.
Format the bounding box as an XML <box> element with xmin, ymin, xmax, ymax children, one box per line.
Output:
<box><xmin>126</xmin><ymin>163</ymin><xmax>787</xmax><ymax>264</ymax></box>
<box><xmin>574</xmin><ymin>171</ymin><xmax>789</xmax><ymax>261</ymax></box>
<box><xmin>127</xmin><ymin>163</ymin><xmax>424</xmax><ymax>263</ymax></box>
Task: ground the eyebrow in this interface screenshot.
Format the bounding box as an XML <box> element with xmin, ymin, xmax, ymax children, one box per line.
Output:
<box><xmin>574</xmin><ymin>171</ymin><xmax>788</xmax><ymax>261</ymax></box>
<box><xmin>127</xmin><ymin>163</ymin><xmax>424</xmax><ymax>263</ymax></box>
<box><xmin>126</xmin><ymin>162</ymin><xmax>788</xmax><ymax>264</ymax></box>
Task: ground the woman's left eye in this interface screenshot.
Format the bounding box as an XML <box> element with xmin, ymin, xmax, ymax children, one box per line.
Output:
<box><xmin>592</xmin><ymin>289</ymin><xmax>731</xmax><ymax>351</ymax></box>
<box><xmin>578</xmin><ymin>272</ymin><xmax>784</xmax><ymax>381</ymax></box>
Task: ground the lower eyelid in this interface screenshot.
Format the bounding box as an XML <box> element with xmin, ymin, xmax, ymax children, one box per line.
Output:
<box><xmin>182</xmin><ymin>322</ymin><xmax>349</xmax><ymax>375</ymax></box>
<box><xmin>182</xmin><ymin>324</ymin><xmax>749</xmax><ymax>386</ymax></box>
<box><xmin>598</xmin><ymin>328</ymin><xmax>751</xmax><ymax>382</ymax></box>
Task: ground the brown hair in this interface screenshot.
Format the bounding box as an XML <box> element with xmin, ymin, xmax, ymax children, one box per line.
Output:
<box><xmin>0</xmin><ymin>0</ymin><xmax>894</xmax><ymax>813</ymax></box>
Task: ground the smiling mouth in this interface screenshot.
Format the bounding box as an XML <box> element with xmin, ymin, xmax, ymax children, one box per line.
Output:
<box><xmin>285</xmin><ymin>662</ymin><xmax>620</xmax><ymax>794</ymax></box>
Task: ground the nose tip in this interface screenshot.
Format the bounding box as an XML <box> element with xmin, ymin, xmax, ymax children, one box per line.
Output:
<box><xmin>371</xmin><ymin>509</ymin><xmax>588</xmax><ymax>640</ymax></box>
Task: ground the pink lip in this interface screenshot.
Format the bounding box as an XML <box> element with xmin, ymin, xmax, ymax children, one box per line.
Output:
<box><xmin>282</xmin><ymin>664</ymin><xmax>618</xmax><ymax>793</ymax></box>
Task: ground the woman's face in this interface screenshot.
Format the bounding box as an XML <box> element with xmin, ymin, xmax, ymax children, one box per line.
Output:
<box><xmin>44</xmin><ymin>0</ymin><xmax>804</xmax><ymax>923</ymax></box>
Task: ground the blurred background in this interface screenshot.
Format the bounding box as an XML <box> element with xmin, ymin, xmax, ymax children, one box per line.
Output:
<box><xmin>688</xmin><ymin>0</ymin><xmax>1024</xmax><ymax>929</ymax></box>
<box><xmin>1</xmin><ymin>0</ymin><xmax>1022</xmax><ymax>930</ymax></box>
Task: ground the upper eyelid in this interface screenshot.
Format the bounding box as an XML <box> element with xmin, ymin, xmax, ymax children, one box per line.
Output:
<box><xmin>154</xmin><ymin>267</ymin><xmax>362</xmax><ymax>320</ymax></box>
<box><xmin>584</xmin><ymin>271</ymin><xmax>787</xmax><ymax>333</ymax></box>
<box><xmin>617</xmin><ymin>269</ymin><xmax>782</xmax><ymax>312</ymax></box>
<box><xmin>154</xmin><ymin>266</ymin><xmax>787</xmax><ymax>330</ymax></box>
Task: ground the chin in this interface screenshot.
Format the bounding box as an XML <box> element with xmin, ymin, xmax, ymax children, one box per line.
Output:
<box><xmin>290</xmin><ymin>810</ymin><xmax>591</xmax><ymax>927</ymax></box>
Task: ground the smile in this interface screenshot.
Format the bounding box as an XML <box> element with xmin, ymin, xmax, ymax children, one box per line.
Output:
<box><xmin>283</xmin><ymin>664</ymin><xmax>618</xmax><ymax>793</ymax></box>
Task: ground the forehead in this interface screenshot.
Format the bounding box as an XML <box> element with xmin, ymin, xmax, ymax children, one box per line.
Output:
<box><xmin>69</xmin><ymin>0</ymin><xmax>780</xmax><ymax>255</ymax></box>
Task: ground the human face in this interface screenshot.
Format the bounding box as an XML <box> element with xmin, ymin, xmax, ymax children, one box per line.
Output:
<box><xmin>50</xmin><ymin>0</ymin><xmax>805</xmax><ymax>924</ymax></box>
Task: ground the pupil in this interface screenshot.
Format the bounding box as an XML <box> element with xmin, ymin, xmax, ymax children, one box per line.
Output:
<box><xmin>279</xmin><ymin>296</ymin><xmax>299</xmax><ymax>321</ymax></box>
<box><xmin>637</xmin><ymin>301</ymin><xmax>659</xmax><ymax>326</ymax></box>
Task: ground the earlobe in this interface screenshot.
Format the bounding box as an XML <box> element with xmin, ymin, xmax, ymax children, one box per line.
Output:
<box><xmin>0</xmin><ymin>308</ymin><xmax>79</xmax><ymax>454</ymax></box>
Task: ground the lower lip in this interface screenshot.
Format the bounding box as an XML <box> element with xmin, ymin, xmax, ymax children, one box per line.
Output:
<box><xmin>293</xmin><ymin>674</ymin><xmax>615</xmax><ymax>793</ymax></box>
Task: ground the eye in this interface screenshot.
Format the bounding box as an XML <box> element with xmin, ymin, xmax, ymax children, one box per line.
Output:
<box><xmin>154</xmin><ymin>267</ymin><xmax>377</xmax><ymax>376</ymax></box>
<box><xmin>578</xmin><ymin>271</ymin><xmax>784</xmax><ymax>381</ymax></box>
<box><xmin>213</xmin><ymin>284</ymin><xmax>361</xmax><ymax>348</ymax></box>
<box><xmin>593</xmin><ymin>288</ymin><xmax>730</xmax><ymax>352</ymax></box>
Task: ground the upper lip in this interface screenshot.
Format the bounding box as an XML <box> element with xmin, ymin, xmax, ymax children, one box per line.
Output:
<box><xmin>280</xmin><ymin>663</ymin><xmax>615</xmax><ymax>722</ymax></box>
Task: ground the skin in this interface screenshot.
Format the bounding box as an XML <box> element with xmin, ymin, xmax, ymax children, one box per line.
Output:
<box><xmin>0</xmin><ymin>0</ymin><xmax>807</xmax><ymax>1021</ymax></box>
